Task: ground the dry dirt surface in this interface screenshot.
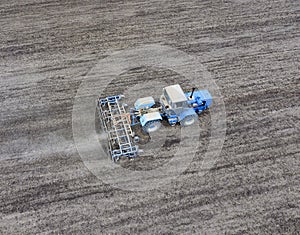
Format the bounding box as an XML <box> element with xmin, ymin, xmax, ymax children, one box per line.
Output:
<box><xmin>0</xmin><ymin>0</ymin><xmax>299</xmax><ymax>234</ymax></box>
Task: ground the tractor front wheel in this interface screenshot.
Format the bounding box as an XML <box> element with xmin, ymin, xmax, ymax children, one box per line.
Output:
<box><xmin>180</xmin><ymin>115</ymin><xmax>197</xmax><ymax>126</ymax></box>
<box><xmin>143</xmin><ymin>120</ymin><xmax>161</xmax><ymax>133</ymax></box>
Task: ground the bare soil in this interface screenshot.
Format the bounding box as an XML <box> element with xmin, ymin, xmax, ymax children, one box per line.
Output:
<box><xmin>0</xmin><ymin>0</ymin><xmax>299</xmax><ymax>234</ymax></box>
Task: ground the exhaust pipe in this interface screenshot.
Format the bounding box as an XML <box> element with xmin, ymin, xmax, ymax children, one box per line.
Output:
<box><xmin>189</xmin><ymin>88</ymin><xmax>196</xmax><ymax>99</ymax></box>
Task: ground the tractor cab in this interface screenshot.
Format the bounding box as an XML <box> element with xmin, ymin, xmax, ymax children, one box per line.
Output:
<box><xmin>161</xmin><ymin>84</ymin><xmax>188</xmax><ymax>111</ymax></box>
<box><xmin>160</xmin><ymin>84</ymin><xmax>197</xmax><ymax>126</ymax></box>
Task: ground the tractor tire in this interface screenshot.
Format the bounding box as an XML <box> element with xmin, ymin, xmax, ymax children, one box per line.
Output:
<box><xmin>180</xmin><ymin>115</ymin><xmax>197</xmax><ymax>126</ymax></box>
<box><xmin>143</xmin><ymin>120</ymin><xmax>161</xmax><ymax>133</ymax></box>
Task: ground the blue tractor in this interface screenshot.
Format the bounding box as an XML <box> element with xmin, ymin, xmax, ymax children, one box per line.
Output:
<box><xmin>133</xmin><ymin>84</ymin><xmax>212</xmax><ymax>133</ymax></box>
<box><xmin>97</xmin><ymin>84</ymin><xmax>212</xmax><ymax>161</ymax></box>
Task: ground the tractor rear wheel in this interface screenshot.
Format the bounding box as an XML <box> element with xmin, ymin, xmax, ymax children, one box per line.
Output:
<box><xmin>180</xmin><ymin>115</ymin><xmax>197</xmax><ymax>126</ymax></box>
<box><xmin>143</xmin><ymin>120</ymin><xmax>161</xmax><ymax>133</ymax></box>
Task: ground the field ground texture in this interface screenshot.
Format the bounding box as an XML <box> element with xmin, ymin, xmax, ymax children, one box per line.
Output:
<box><xmin>0</xmin><ymin>0</ymin><xmax>299</xmax><ymax>234</ymax></box>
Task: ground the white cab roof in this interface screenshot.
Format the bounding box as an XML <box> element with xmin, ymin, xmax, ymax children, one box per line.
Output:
<box><xmin>164</xmin><ymin>84</ymin><xmax>187</xmax><ymax>103</ymax></box>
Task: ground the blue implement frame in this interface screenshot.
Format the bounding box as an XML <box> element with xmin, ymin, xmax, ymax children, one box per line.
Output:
<box><xmin>97</xmin><ymin>95</ymin><xmax>139</xmax><ymax>161</ymax></box>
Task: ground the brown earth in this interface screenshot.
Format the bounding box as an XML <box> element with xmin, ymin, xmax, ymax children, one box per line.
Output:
<box><xmin>0</xmin><ymin>0</ymin><xmax>299</xmax><ymax>234</ymax></box>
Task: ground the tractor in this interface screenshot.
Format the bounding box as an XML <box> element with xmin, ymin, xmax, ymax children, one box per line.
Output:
<box><xmin>97</xmin><ymin>84</ymin><xmax>212</xmax><ymax>161</ymax></box>
<box><xmin>133</xmin><ymin>84</ymin><xmax>212</xmax><ymax>133</ymax></box>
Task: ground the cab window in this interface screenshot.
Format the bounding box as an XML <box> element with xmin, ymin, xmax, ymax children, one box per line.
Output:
<box><xmin>164</xmin><ymin>89</ymin><xmax>171</xmax><ymax>104</ymax></box>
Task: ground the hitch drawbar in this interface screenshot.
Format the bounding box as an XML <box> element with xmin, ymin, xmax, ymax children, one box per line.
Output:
<box><xmin>97</xmin><ymin>95</ymin><xmax>139</xmax><ymax>161</ymax></box>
